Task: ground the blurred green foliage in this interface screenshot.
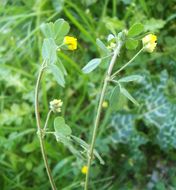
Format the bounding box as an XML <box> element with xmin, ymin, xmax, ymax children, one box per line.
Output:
<box><xmin>0</xmin><ymin>0</ymin><xmax>176</xmax><ymax>189</ymax></box>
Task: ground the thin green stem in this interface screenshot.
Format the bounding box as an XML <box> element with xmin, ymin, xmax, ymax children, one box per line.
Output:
<box><xmin>112</xmin><ymin>0</ymin><xmax>117</xmax><ymax>17</ymax></box>
<box><xmin>35</xmin><ymin>61</ymin><xmax>57</xmax><ymax>190</ymax></box>
<box><xmin>111</xmin><ymin>47</ymin><xmax>144</xmax><ymax>79</ymax></box>
<box><xmin>101</xmin><ymin>53</ymin><xmax>114</xmax><ymax>60</ymax></box>
<box><xmin>84</xmin><ymin>41</ymin><xmax>123</xmax><ymax>190</ymax></box>
<box><xmin>109</xmin><ymin>79</ymin><xmax>120</xmax><ymax>85</ymax></box>
<box><xmin>43</xmin><ymin>109</ymin><xmax>52</xmax><ymax>132</ymax></box>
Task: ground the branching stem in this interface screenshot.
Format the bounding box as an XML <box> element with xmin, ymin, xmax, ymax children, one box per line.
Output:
<box><xmin>84</xmin><ymin>41</ymin><xmax>123</xmax><ymax>190</ymax></box>
<box><xmin>43</xmin><ymin>109</ymin><xmax>52</xmax><ymax>132</ymax></box>
<box><xmin>35</xmin><ymin>61</ymin><xmax>57</xmax><ymax>190</ymax></box>
<box><xmin>111</xmin><ymin>47</ymin><xmax>144</xmax><ymax>79</ymax></box>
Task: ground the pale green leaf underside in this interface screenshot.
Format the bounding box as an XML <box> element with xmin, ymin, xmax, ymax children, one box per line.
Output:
<box><xmin>49</xmin><ymin>64</ymin><xmax>65</xmax><ymax>87</ymax></box>
<box><xmin>118</xmin><ymin>75</ymin><xmax>143</xmax><ymax>83</ymax></box>
<box><xmin>42</xmin><ymin>38</ymin><xmax>57</xmax><ymax>64</ymax></box>
<box><xmin>41</xmin><ymin>18</ymin><xmax>70</xmax><ymax>40</ymax></box>
<box><xmin>82</xmin><ymin>58</ymin><xmax>102</xmax><ymax>73</ymax></box>
<box><xmin>120</xmin><ymin>87</ymin><xmax>139</xmax><ymax>106</ymax></box>
<box><xmin>54</xmin><ymin>116</ymin><xmax>72</xmax><ymax>136</ymax></box>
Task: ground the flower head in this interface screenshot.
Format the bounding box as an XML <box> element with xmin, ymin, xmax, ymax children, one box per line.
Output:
<box><xmin>142</xmin><ymin>34</ymin><xmax>157</xmax><ymax>53</ymax></box>
<box><xmin>64</xmin><ymin>36</ymin><xmax>77</xmax><ymax>50</ymax></box>
<box><xmin>81</xmin><ymin>165</ymin><xmax>88</xmax><ymax>174</ymax></box>
<box><xmin>49</xmin><ymin>99</ymin><xmax>63</xmax><ymax>113</ymax></box>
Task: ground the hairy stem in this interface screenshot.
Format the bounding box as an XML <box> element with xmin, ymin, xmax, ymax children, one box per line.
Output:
<box><xmin>84</xmin><ymin>41</ymin><xmax>123</xmax><ymax>190</ymax></box>
<box><xmin>35</xmin><ymin>62</ymin><xmax>57</xmax><ymax>190</ymax></box>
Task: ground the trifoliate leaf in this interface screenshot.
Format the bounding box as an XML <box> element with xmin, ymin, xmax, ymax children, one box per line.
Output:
<box><xmin>40</xmin><ymin>19</ymin><xmax>70</xmax><ymax>41</ymax></box>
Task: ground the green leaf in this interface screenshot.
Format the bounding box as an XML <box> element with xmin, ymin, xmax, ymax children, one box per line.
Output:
<box><xmin>120</xmin><ymin>87</ymin><xmax>139</xmax><ymax>106</ymax></box>
<box><xmin>125</xmin><ymin>38</ymin><xmax>138</xmax><ymax>50</ymax></box>
<box><xmin>71</xmin><ymin>135</ymin><xmax>105</xmax><ymax>165</ymax></box>
<box><xmin>96</xmin><ymin>39</ymin><xmax>109</xmax><ymax>56</ymax></box>
<box><xmin>128</xmin><ymin>23</ymin><xmax>144</xmax><ymax>37</ymax></box>
<box><xmin>110</xmin><ymin>85</ymin><xmax>120</xmax><ymax>110</ymax></box>
<box><xmin>54</xmin><ymin>19</ymin><xmax>70</xmax><ymax>40</ymax></box>
<box><xmin>49</xmin><ymin>64</ymin><xmax>65</xmax><ymax>87</ymax></box>
<box><xmin>107</xmin><ymin>34</ymin><xmax>115</xmax><ymax>42</ymax></box>
<box><xmin>118</xmin><ymin>75</ymin><xmax>143</xmax><ymax>83</ymax></box>
<box><xmin>144</xmin><ymin>18</ymin><xmax>165</xmax><ymax>32</ymax></box>
<box><xmin>42</xmin><ymin>38</ymin><xmax>57</xmax><ymax>64</ymax></box>
<box><xmin>54</xmin><ymin>117</ymin><xmax>72</xmax><ymax>136</ymax></box>
<box><xmin>156</xmin><ymin>182</ymin><xmax>166</xmax><ymax>190</ymax></box>
<box><xmin>82</xmin><ymin>58</ymin><xmax>102</xmax><ymax>73</ymax></box>
<box><xmin>54</xmin><ymin>133</ymin><xmax>81</xmax><ymax>158</ymax></box>
<box><xmin>57</xmin><ymin>57</ymin><xmax>67</xmax><ymax>76</ymax></box>
<box><xmin>41</xmin><ymin>19</ymin><xmax>70</xmax><ymax>41</ymax></box>
<box><xmin>22</xmin><ymin>142</ymin><xmax>38</xmax><ymax>153</ymax></box>
<box><xmin>40</xmin><ymin>22</ymin><xmax>55</xmax><ymax>38</ymax></box>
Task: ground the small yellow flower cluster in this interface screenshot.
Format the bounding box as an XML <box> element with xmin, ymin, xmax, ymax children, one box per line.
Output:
<box><xmin>64</xmin><ymin>36</ymin><xmax>77</xmax><ymax>50</ymax></box>
<box><xmin>49</xmin><ymin>99</ymin><xmax>63</xmax><ymax>113</ymax></box>
<box><xmin>81</xmin><ymin>165</ymin><xmax>88</xmax><ymax>174</ymax></box>
<box><xmin>142</xmin><ymin>34</ymin><xmax>157</xmax><ymax>53</ymax></box>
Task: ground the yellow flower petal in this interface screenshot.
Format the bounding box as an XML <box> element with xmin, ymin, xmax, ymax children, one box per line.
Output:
<box><xmin>150</xmin><ymin>34</ymin><xmax>157</xmax><ymax>43</ymax></box>
<box><xmin>142</xmin><ymin>34</ymin><xmax>157</xmax><ymax>53</ymax></box>
<box><xmin>64</xmin><ymin>36</ymin><xmax>77</xmax><ymax>50</ymax></box>
<box><xmin>142</xmin><ymin>34</ymin><xmax>157</xmax><ymax>45</ymax></box>
<box><xmin>146</xmin><ymin>42</ymin><xmax>157</xmax><ymax>53</ymax></box>
<box><xmin>81</xmin><ymin>166</ymin><xmax>88</xmax><ymax>174</ymax></box>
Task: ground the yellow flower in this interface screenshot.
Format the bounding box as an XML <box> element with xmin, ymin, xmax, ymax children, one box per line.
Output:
<box><xmin>102</xmin><ymin>101</ymin><xmax>108</xmax><ymax>108</ymax></box>
<box><xmin>49</xmin><ymin>99</ymin><xmax>63</xmax><ymax>113</ymax></box>
<box><xmin>142</xmin><ymin>34</ymin><xmax>157</xmax><ymax>53</ymax></box>
<box><xmin>64</xmin><ymin>36</ymin><xmax>77</xmax><ymax>50</ymax></box>
<box><xmin>81</xmin><ymin>165</ymin><xmax>88</xmax><ymax>174</ymax></box>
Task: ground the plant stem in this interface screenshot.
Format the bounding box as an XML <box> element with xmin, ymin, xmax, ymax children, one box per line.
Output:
<box><xmin>35</xmin><ymin>62</ymin><xmax>57</xmax><ymax>190</ymax></box>
<box><xmin>111</xmin><ymin>47</ymin><xmax>144</xmax><ymax>79</ymax></box>
<box><xmin>43</xmin><ymin>109</ymin><xmax>52</xmax><ymax>132</ymax></box>
<box><xmin>84</xmin><ymin>41</ymin><xmax>123</xmax><ymax>190</ymax></box>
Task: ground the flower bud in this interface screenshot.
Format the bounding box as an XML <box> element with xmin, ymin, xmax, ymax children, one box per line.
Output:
<box><xmin>142</xmin><ymin>34</ymin><xmax>157</xmax><ymax>53</ymax></box>
<box><xmin>49</xmin><ymin>99</ymin><xmax>63</xmax><ymax>113</ymax></box>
